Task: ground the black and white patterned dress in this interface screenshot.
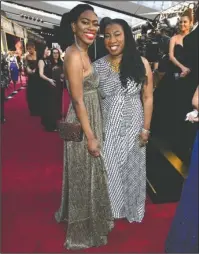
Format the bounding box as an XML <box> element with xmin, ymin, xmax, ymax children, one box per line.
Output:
<box><xmin>93</xmin><ymin>56</ymin><xmax>146</xmax><ymax>223</ymax></box>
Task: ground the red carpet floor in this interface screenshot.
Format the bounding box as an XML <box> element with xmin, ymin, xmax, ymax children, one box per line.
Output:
<box><xmin>1</xmin><ymin>88</ymin><xmax>177</xmax><ymax>253</ymax></box>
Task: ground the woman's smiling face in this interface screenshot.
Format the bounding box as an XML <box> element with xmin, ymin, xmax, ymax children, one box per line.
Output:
<box><xmin>104</xmin><ymin>23</ymin><xmax>125</xmax><ymax>57</ymax></box>
<box><xmin>72</xmin><ymin>10</ymin><xmax>99</xmax><ymax>45</ymax></box>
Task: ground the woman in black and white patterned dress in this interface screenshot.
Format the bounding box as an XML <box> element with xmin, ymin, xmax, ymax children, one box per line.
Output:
<box><xmin>93</xmin><ymin>19</ymin><xmax>153</xmax><ymax>223</ymax></box>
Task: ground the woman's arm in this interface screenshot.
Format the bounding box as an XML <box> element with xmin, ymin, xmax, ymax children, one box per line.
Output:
<box><xmin>142</xmin><ymin>57</ymin><xmax>153</xmax><ymax>131</ymax></box>
<box><xmin>64</xmin><ymin>50</ymin><xmax>95</xmax><ymax>141</ymax></box>
<box><xmin>192</xmin><ymin>86</ymin><xmax>199</xmax><ymax>110</ymax></box>
<box><xmin>38</xmin><ymin>60</ymin><xmax>55</xmax><ymax>86</ymax></box>
<box><xmin>169</xmin><ymin>36</ymin><xmax>190</xmax><ymax>73</ymax></box>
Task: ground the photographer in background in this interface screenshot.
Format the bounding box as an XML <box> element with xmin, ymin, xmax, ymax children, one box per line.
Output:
<box><xmin>136</xmin><ymin>26</ymin><xmax>170</xmax><ymax>88</ymax></box>
<box><xmin>152</xmin><ymin>28</ymin><xmax>170</xmax><ymax>88</ymax></box>
<box><xmin>155</xmin><ymin>28</ymin><xmax>170</xmax><ymax>72</ymax></box>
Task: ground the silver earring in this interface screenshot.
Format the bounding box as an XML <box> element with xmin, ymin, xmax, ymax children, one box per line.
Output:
<box><xmin>74</xmin><ymin>34</ymin><xmax>84</xmax><ymax>52</ymax></box>
<box><xmin>74</xmin><ymin>34</ymin><xmax>77</xmax><ymax>45</ymax></box>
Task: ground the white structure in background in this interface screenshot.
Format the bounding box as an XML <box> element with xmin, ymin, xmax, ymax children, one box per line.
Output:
<box><xmin>2</xmin><ymin>0</ymin><xmax>157</xmax><ymax>30</ymax></box>
<box><xmin>132</xmin><ymin>1</ymin><xmax>180</xmax><ymax>11</ymax></box>
<box><xmin>1</xmin><ymin>0</ymin><xmax>198</xmax><ymax>32</ymax></box>
<box><xmin>43</xmin><ymin>1</ymin><xmax>145</xmax><ymax>27</ymax></box>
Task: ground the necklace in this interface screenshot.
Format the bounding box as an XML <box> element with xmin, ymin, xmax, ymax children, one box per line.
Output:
<box><xmin>107</xmin><ymin>57</ymin><xmax>120</xmax><ymax>73</ymax></box>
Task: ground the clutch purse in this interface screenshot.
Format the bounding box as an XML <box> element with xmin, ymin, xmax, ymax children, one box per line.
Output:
<box><xmin>58</xmin><ymin>120</ymin><xmax>83</xmax><ymax>142</ymax></box>
<box><xmin>58</xmin><ymin>87</ymin><xmax>83</xmax><ymax>141</ymax></box>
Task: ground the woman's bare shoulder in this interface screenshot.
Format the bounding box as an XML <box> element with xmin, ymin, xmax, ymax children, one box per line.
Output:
<box><xmin>65</xmin><ymin>46</ymin><xmax>81</xmax><ymax>61</ymax></box>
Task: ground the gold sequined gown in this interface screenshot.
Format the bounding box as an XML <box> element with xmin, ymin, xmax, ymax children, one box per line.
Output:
<box><xmin>55</xmin><ymin>67</ymin><xmax>114</xmax><ymax>250</ymax></box>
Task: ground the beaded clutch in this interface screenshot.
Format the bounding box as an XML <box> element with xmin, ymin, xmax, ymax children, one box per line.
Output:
<box><xmin>58</xmin><ymin>121</ymin><xmax>83</xmax><ymax>142</ymax></box>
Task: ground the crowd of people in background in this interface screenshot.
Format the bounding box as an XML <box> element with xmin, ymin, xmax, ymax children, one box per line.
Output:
<box><xmin>1</xmin><ymin>42</ymin><xmax>64</xmax><ymax>131</ymax></box>
<box><xmin>25</xmin><ymin>42</ymin><xmax>64</xmax><ymax>132</ymax></box>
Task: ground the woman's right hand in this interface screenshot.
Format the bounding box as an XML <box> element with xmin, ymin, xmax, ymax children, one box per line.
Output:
<box><xmin>49</xmin><ymin>79</ymin><xmax>56</xmax><ymax>87</ymax></box>
<box><xmin>87</xmin><ymin>138</ymin><xmax>100</xmax><ymax>157</ymax></box>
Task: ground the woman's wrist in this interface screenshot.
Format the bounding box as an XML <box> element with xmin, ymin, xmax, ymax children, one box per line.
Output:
<box><xmin>142</xmin><ymin>128</ymin><xmax>150</xmax><ymax>134</ymax></box>
<box><xmin>180</xmin><ymin>64</ymin><xmax>186</xmax><ymax>70</ymax></box>
<box><xmin>86</xmin><ymin>133</ymin><xmax>95</xmax><ymax>141</ymax></box>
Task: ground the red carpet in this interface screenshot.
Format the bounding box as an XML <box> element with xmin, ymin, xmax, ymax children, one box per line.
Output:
<box><xmin>1</xmin><ymin>88</ymin><xmax>177</xmax><ymax>253</ymax></box>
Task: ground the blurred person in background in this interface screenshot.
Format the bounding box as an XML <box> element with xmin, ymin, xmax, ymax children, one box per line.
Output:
<box><xmin>37</xmin><ymin>45</ymin><xmax>57</xmax><ymax>131</ymax></box>
<box><xmin>40</xmin><ymin>48</ymin><xmax>64</xmax><ymax>131</ymax></box>
<box><xmin>151</xmin><ymin>10</ymin><xmax>196</xmax><ymax>164</ymax></box>
<box><xmin>25</xmin><ymin>41</ymin><xmax>39</xmax><ymax>116</ymax></box>
<box><xmin>1</xmin><ymin>52</ymin><xmax>11</xmax><ymax>123</ymax></box>
<box><xmin>8</xmin><ymin>51</ymin><xmax>19</xmax><ymax>93</ymax></box>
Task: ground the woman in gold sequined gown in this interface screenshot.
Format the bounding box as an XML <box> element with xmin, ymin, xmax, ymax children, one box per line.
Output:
<box><xmin>55</xmin><ymin>4</ymin><xmax>114</xmax><ymax>250</ymax></box>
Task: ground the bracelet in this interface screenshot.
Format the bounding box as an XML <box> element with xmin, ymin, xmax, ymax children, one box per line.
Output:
<box><xmin>142</xmin><ymin>128</ymin><xmax>150</xmax><ymax>134</ymax></box>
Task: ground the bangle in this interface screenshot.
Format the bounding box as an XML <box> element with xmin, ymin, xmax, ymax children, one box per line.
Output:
<box><xmin>142</xmin><ymin>128</ymin><xmax>150</xmax><ymax>134</ymax></box>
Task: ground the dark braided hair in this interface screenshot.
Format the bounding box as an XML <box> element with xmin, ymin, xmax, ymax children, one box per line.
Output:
<box><xmin>104</xmin><ymin>19</ymin><xmax>146</xmax><ymax>88</ymax></box>
<box><xmin>58</xmin><ymin>4</ymin><xmax>95</xmax><ymax>51</ymax></box>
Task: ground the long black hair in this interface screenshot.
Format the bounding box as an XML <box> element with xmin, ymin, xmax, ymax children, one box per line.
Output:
<box><xmin>105</xmin><ymin>19</ymin><xmax>146</xmax><ymax>88</ymax></box>
<box><xmin>58</xmin><ymin>4</ymin><xmax>95</xmax><ymax>51</ymax></box>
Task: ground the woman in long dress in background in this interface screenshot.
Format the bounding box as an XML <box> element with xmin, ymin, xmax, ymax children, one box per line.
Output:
<box><xmin>152</xmin><ymin>10</ymin><xmax>197</xmax><ymax>164</ymax></box>
<box><xmin>39</xmin><ymin>48</ymin><xmax>64</xmax><ymax>131</ymax></box>
<box><xmin>25</xmin><ymin>41</ymin><xmax>40</xmax><ymax>116</ymax></box>
<box><xmin>55</xmin><ymin>4</ymin><xmax>113</xmax><ymax>250</ymax></box>
<box><xmin>37</xmin><ymin>45</ymin><xmax>57</xmax><ymax>131</ymax></box>
<box><xmin>93</xmin><ymin>19</ymin><xmax>153</xmax><ymax>223</ymax></box>
<box><xmin>49</xmin><ymin>48</ymin><xmax>64</xmax><ymax>122</ymax></box>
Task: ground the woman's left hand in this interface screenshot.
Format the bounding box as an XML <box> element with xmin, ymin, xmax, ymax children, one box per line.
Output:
<box><xmin>139</xmin><ymin>130</ymin><xmax>150</xmax><ymax>147</ymax></box>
